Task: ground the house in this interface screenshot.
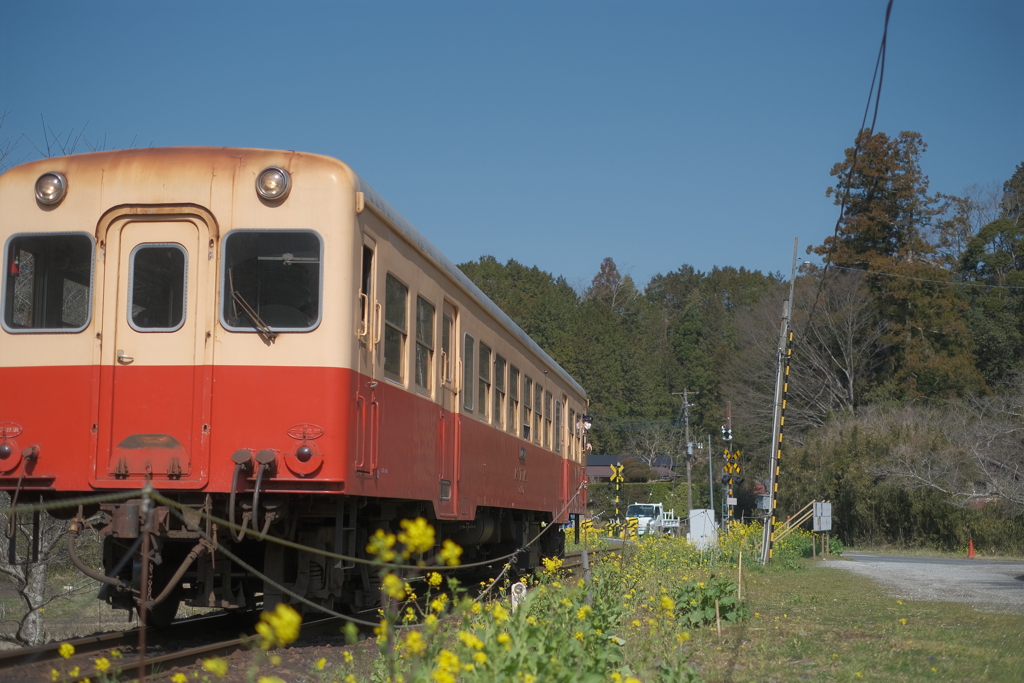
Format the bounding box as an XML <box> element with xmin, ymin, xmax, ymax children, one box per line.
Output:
<box><xmin>585</xmin><ymin>454</ymin><xmax>677</xmax><ymax>482</ymax></box>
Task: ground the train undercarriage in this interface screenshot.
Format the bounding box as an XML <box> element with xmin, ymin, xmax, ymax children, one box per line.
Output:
<box><xmin>66</xmin><ymin>494</ymin><xmax>565</xmax><ymax>627</ymax></box>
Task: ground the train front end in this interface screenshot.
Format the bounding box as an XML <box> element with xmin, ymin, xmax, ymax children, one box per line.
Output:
<box><xmin>0</xmin><ymin>148</ymin><xmax>360</xmax><ymax>621</ymax></box>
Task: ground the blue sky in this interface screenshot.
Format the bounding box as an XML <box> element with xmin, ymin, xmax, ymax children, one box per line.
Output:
<box><xmin>2</xmin><ymin>1</ymin><xmax>1021</xmax><ymax>290</ymax></box>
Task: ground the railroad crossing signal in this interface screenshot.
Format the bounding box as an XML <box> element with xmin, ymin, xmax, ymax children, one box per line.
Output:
<box><xmin>722</xmin><ymin>448</ymin><xmax>742</xmax><ymax>521</ymax></box>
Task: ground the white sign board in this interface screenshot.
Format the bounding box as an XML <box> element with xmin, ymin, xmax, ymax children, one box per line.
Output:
<box><xmin>813</xmin><ymin>501</ymin><xmax>832</xmax><ymax>531</ymax></box>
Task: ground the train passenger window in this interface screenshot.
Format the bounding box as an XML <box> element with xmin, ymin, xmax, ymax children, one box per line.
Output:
<box><xmin>534</xmin><ymin>384</ymin><xmax>543</xmax><ymax>445</ymax></box>
<box><xmin>441</xmin><ymin>313</ymin><xmax>453</xmax><ymax>384</ymax></box>
<box><xmin>523</xmin><ymin>376</ymin><xmax>533</xmax><ymax>440</ymax></box>
<box><xmin>463</xmin><ymin>335</ymin><xmax>474</xmax><ymax>411</ymax></box>
<box><xmin>545</xmin><ymin>391</ymin><xmax>553</xmax><ymax>449</ymax></box>
<box><xmin>569</xmin><ymin>408</ymin><xmax>577</xmax><ymax>460</ymax></box>
<box><xmin>493</xmin><ymin>356</ymin><xmax>506</xmax><ymax>428</ymax></box>
<box><xmin>554</xmin><ymin>399</ymin><xmax>563</xmax><ymax>454</ymax></box>
<box><xmin>383</xmin><ymin>274</ymin><xmax>408</xmax><ymax>382</ymax></box>
<box><xmin>3</xmin><ymin>233</ymin><xmax>93</xmax><ymax>333</ymax></box>
<box><xmin>129</xmin><ymin>244</ymin><xmax>187</xmax><ymax>331</ymax></box>
<box><xmin>478</xmin><ymin>343</ymin><xmax>491</xmax><ymax>422</ymax></box>
<box><xmin>508</xmin><ymin>365</ymin><xmax>520</xmax><ymax>436</ymax></box>
<box><xmin>415</xmin><ymin>297</ymin><xmax>434</xmax><ymax>391</ymax></box>
<box><xmin>222</xmin><ymin>231</ymin><xmax>321</xmax><ymax>331</ymax></box>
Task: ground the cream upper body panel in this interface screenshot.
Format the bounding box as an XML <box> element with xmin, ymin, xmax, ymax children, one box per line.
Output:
<box><xmin>0</xmin><ymin>147</ymin><xmax>358</xmax><ymax>369</ymax></box>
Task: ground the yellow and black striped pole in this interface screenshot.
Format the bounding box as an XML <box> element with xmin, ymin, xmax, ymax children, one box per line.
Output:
<box><xmin>609</xmin><ymin>463</ymin><xmax>625</xmax><ymax>538</ymax></box>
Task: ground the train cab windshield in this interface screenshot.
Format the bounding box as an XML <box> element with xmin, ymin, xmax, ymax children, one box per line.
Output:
<box><xmin>3</xmin><ymin>233</ymin><xmax>93</xmax><ymax>332</ymax></box>
<box><xmin>222</xmin><ymin>230</ymin><xmax>321</xmax><ymax>332</ymax></box>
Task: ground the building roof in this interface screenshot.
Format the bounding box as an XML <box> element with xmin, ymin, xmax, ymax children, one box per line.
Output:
<box><xmin>586</xmin><ymin>454</ymin><xmax>676</xmax><ymax>468</ymax></box>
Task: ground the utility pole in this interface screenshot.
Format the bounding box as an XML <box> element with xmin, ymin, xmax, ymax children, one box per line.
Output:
<box><xmin>721</xmin><ymin>402</ymin><xmax>740</xmax><ymax>525</ymax></box>
<box><xmin>760</xmin><ymin>238</ymin><xmax>798</xmax><ymax>565</ymax></box>
<box><xmin>673</xmin><ymin>390</ymin><xmax>696</xmax><ymax>514</ymax></box>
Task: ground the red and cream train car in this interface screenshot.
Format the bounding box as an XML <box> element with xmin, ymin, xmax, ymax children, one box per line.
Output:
<box><xmin>0</xmin><ymin>147</ymin><xmax>588</xmax><ymax>621</ymax></box>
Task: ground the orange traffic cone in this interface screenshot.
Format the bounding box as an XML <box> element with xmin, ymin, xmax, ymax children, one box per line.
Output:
<box><xmin>968</xmin><ymin>539</ymin><xmax>975</xmax><ymax>559</ymax></box>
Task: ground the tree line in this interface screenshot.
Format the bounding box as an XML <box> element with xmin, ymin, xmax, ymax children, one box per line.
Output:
<box><xmin>460</xmin><ymin>131</ymin><xmax>1024</xmax><ymax>553</ymax></box>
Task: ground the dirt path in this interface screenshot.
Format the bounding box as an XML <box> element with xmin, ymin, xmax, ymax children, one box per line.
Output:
<box><xmin>823</xmin><ymin>553</ymin><xmax>1024</xmax><ymax>614</ymax></box>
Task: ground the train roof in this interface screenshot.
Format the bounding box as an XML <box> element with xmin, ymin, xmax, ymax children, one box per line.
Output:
<box><xmin>355</xmin><ymin>173</ymin><xmax>586</xmax><ymax>399</ymax></box>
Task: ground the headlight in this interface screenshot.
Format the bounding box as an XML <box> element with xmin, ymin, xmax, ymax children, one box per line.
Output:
<box><xmin>256</xmin><ymin>167</ymin><xmax>291</xmax><ymax>201</ymax></box>
<box><xmin>35</xmin><ymin>172</ymin><xmax>68</xmax><ymax>205</ymax></box>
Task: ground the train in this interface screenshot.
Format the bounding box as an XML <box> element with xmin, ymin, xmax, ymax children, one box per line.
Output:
<box><xmin>0</xmin><ymin>147</ymin><xmax>589</xmax><ymax>625</ymax></box>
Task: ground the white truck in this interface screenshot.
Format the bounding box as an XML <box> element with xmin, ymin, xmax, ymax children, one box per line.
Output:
<box><xmin>625</xmin><ymin>502</ymin><xmax>681</xmax><ymax>536</ymax></box>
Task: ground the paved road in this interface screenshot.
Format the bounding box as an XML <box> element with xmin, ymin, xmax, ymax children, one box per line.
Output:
<box><xmin>823</xmin><ymin>552</ymin><xmax>1024</xmax><ymax>614</ymax></box>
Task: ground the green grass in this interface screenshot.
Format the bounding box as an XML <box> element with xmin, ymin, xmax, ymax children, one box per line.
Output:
<box><xmin>683</xmin><ymin>558</ymin><xmax>1024</xmax><ymax>682</ymax></box>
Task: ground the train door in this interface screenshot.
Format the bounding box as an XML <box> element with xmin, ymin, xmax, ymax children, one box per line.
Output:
<box><xmin>95</xmin><ymin>219</ymin><xmax>210</xmax><ymax>485</ymax></box>
<box><xmin>436</xmin><ymin>301</ymin><xmax>458</xmax><ymax>517</ymax></box>
<box><xmin>354</xmin><ymin>235</ymin><xmax>379</xmax><ymax>475</ymax></box>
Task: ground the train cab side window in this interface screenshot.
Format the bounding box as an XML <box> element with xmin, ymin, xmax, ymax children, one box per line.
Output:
<box><xmin>415</xmin><ymin>297</ymin><xmax>434</xmax><ymax>392</ymax></box>
<box><xmin>3</xmin><ymin>233</ymin><xmax>93</xmax><ymax>333</ymax></box>
<box><xmin>534</xmin><ymin>384</ymin><xmax>543</xmax><ymax>446</ymax></box>
<box><xmin>523</xmin><ymin>376</ymin><xmax>533</xmax><ymax>440</ymax></box>
<box><xmin>478</xmin><ymin>343</ymin><xmax>491</xmax><ymax>422</ymax></box>
<box><xmin>508</xmin><ymin>365</ymin><xmax>520</xmax><ymax>436</ymax></box>
<box><xmin>494</xmin><ymin>355</ymin><xmax>506</xmax><ymax>429</ymax></box>
<box><xmin>222</xmin><ymin>230</ymin><xmax>321</xmax><ymax>331</ymax></box>
<box><xmin>384</xmin><ymin>274</ymin><xmax>408</xmax><ymax>382</ymax></box>
<box><xmin>545</xmin><ymin>391</ymin><xmax>553</xmax><ymax>450</ymax></box>
<box><xmin>358</xmin><ymin>245</ymin><xmax>373</xmax><ymax>337</ymax></box>
<box><xmin>463</xmin><ymin>334</ymin><xmax>475</xmax><ymax>411</ymax></box>
<box><xmin>129</xmin><ymin>244</ymin><xmax>187</xmax><ymax>331</ymax></box>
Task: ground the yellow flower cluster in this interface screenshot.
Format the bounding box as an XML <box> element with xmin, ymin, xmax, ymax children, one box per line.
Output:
<box><xmin>399</xmin><ymin>517</ymin><xmax>436</xmax><ymax>556</ymax></box>
<box><xmin>94</xmin><ymin>657</ymin><xmax>110</xmax><ymax>673</ymax></box>
<box><xmin>383</xmin><ymin>573</ymin><xmax>407</xmax><ymax>599</ymax></box>
<box><xmin>427</xmin><ymin>571</ymin><xmax>443</xmax><ymax>587</ymax></box>
<box><xmin>202</xmin><ymin>657</ymin><xmax>229</xmax><ymax>678</ymax></box>
<box><xmin>256</xmin><ymin>603</ymin><xmax>302</xmax><ymax>650</ymax></box>
<box><xmin>439</xmin><ymin>539</ymin><xmax>462</xmax><ymax>566</ymax></box>
<box><xmin>432</xmin><ymin>649</ymin><xmax>462</xmax><ymax>683</ymax></box>
<box><xmin>458</xmin><ymin>630</ymin><xmax>484</xmax><ymax>650</ymax></box>
<box><xmin>59</xmin><ymin>643</ymin><xmax>75</xmax><ymax>659</ymax></box>
<box><xmin>576</xmin><ymin>605</ymin><xmax>592</xmax><ymax>620</ymax></box>
<box><xmin>541</xmin><ymin>556</ymin><xmax>563</xmax><ymax>574</ymax></box>
<box><xmin>405</xmin><ymin>630</ymin><xmax>427</xmax><ymax>655</ymax></box>
<box><xmin>491</xmin><ymin>603</ymin><xmax>510</xmax><ymax>623</ymax></box>
<box><xmin>367</xmin><ymin>528</ymin><xmax>399</xmax><ymax>562</ymax></box>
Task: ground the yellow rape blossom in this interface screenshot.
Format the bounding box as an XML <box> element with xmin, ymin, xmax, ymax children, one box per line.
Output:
<box><xmin>59</xmin><ymin>643</ymin><xmax>75</xmax><ymax>659</ymax></box>
<box><xmin>459</xmin><ymin>631</ymin><xmax>484</xmax><ymax>650</ymax></box>
<box><xmin>491</xmin><ymin>603</ymin><xmax>510</xmax><ymax>623</ymax></box>
<box><xmin>405</xmin><ymin>630</ymin><xmax>427</xmax><ymax>655</ymax></box>
<box><xmin>258</xmin><ymin>677</ymin><xmax>286</xmax><ymax>683</ymax></box>
<box><xmin>427</xmin><ymin>571</ymin><xmax>443</xmax><ymax>587</ymax></box>
<box><xmin>94</xmin><ymin>657</ymin><xmax>110</xmax><ymax>672</ymax></box>
<box><xmin>576</xmin><ymin>605</ymin><xmax>592</xmax><ymax>620</ymax></box>
<box><xmin>430</xmin><ymin>594</ymin><xmax>449</xmax><ymax>613</ymax></box>
<box><xmin>439</xmin><ymin>539</ymin><xmax>462</xmax><ymax>566</ymax></box>
<box><xmin>474</xmin><ymin>651</ymin><xmax>487</xmax><ymax>664</ymax></box>
<box><xmin>383</xmin><ymin>573</ymin><xmax>407</xmax><ymax>600</ymax></box>
<box><xmin>171</xmin><ymin>674</ymin><xmax>188</xmax><ymax>683</ymax></box>
<box><xmin>315</xmin><ymin>657</ymin><xmax>327</xmax><ymax>670</ymax></box>
<box><xmin>256</xmin><ymin>603</ymin><xmax>302</xmax><ymax>650</ymax></box>
<box><xmin>660</xmin><ymin>595</ymin><xmax>676</xmax><ymax>612</ymax></box>
<box><xmin>344</xmin><ymin>651</ymin><xmax>354</xmax><ymax>663</ymax></box>
<box><xmin>366</xmin><ymin>528</ymin><xmax>398</xmax><ymax>562</ymax></box>
<box><xmin>202</xmin><ymin>658</ymin><xmax>229</xmax><ymax>678</ymax></box>
<box><xmin>398</xmin><ymin>518</ymin><xmax>435</xmax><ymax>557</ymax></box>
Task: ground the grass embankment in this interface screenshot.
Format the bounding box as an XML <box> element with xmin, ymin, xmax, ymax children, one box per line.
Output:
<box><xmin>687</xmin><ymin>559</ymin><xmax>1023</xmax><ymax>682</ymax></box>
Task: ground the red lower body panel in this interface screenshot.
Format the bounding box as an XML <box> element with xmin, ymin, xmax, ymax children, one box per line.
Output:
<box><xmin>0</xmin><ymin>364</ymin><xmax>585</xmax><ymax>520</ymax></box>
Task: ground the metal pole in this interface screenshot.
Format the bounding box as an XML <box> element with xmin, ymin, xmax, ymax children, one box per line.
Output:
<box><xmin>707</xmin><ymin>434</ymin><xmax>714</xmax><ymax>522</ymax></box>
<box><xmin>761</xmin><ymin>237</ymin><xmax>798</xmax><ymax>565</ymax></box>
